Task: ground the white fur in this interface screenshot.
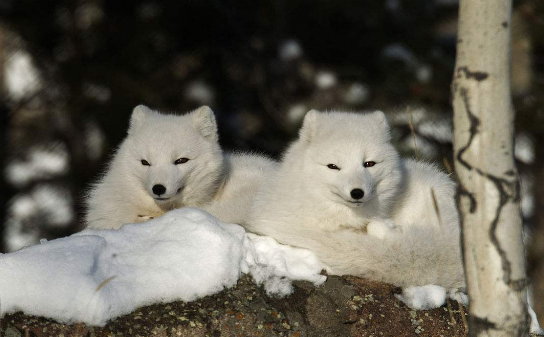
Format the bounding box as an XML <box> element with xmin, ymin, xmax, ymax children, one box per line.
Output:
<box><xmin>245</xmin><ymin>110</ymin><xmax>464</xmax><ymax>290</ymax></box>
<box><xmin>202</xmin><ymin>153</ymin><xmax>278</xmax><ymax>225</ymax></box>
<box><xmin>85</xmin><ymin>105</ymin><xmax>276</xmax><ymax>229</ymax></box>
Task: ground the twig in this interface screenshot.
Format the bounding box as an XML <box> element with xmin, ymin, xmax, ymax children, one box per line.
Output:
<box><xmin>443</xmin><ymin>157</ymin><xmax>454</xmax><ymax>175</ymax></box>
<box><xmin>95</xmin><ymin>276</ymin><xmax>116</xmax><ymax>292</ymax></box>
<box><xmin>430</xmin><ymin>187</ymin><xmax>443</xmax><ymax>229</ymax></box>
<box><xmin>446</xmin><ymin>298</ymin><xmax>459</xmax><ymax>337</ymax></box>
<box><xmin>458</xmin><ymin>300</ymin><xmax>468</xmax><ymax>332</ymax></box>
<box><xmin>406</xmin><ymin>107</ymin><xmax>419</xmax><ymax>159</ymax></box>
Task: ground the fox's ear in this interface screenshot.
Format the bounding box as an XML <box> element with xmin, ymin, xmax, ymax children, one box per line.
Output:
<box><xmin>299</xmin><ymin>109</ymin><xmax>320</xmax><ymax>143</ymax></box>
<box><xmin>129</xmin><ymin>105</ymin><xmax>154</xmax><ymax>133</ymax></box>
<box><xmin>190</xmin><ymin>106</ymin><xmax>218</xmax><ymax>142</ymax></box>
<box><xmin>370</xmin><ymin>110</ymin><xmax>391</xmax><ymax>138</ymax></box>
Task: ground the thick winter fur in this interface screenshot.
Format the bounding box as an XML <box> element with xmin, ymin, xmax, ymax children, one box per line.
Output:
<box><xmin>85</xmin><ymin>105</ymin><xmax>276</xmax><ymax>229</ymax></box>
<box><xmin>245</xmin><ymin>110</ymin><xmax>464</xmax><ymax>290</ymax></box>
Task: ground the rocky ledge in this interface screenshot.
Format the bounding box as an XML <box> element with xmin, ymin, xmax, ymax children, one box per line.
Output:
<box><xmin>1</xmin><ymin>275</ymin><xmax>469</xmax><ymax>337</ymax></box>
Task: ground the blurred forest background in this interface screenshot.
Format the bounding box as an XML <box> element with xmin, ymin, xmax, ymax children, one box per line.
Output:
<box><xmin>1</xmin><ymin>0</ymin><xmax>544</xmax><ymax>320</ymax></box>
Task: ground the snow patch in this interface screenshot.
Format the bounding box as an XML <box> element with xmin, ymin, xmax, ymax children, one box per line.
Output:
<box><xmin>6</xmin><ymin>144</ymin><xmax>69</xmax><ymax>188</ymax></box>
<box><xmin>287</xmin><ymin>104</ymin><xmax>308</xmax><ymax>124</ymax></box>
<box><xmin>344</xmin><ymin>83</ymin><xmax>370</xmax><ymax>105</ymax></box>
<box><xmin>85</xmin><ymin>122</ymin><xmax>106</xmax><ymax>162</ymax></box>
<box><xmin>529</xmin><ymin>306</ymin><xmax>544</xmax><ymax>335</ymax></box>
<box><xmin>32</xmin><ymin>186</ymin><xmax>74</xmax><ymax>226</ymax></box>
<box><xmin>82</xmin><ymin>82</ymin><xmax>111</xmax><ymax>103</ymax></box>
<box><xmin>396</xmin><ymin>285</ymin><xmax>447</xmax><ymax>310</ymax></box>
<box><xmin>416</xmin><ymin>64</ymin><xmax>432</xmax><ymax>83</ymax></box>
<box><xmin>0</xmin><ymin>209</ymin><xmax>245</xmax><ymax>326</ymax></box>
<box><xmin>5</xmin><ymin>50</ymin><xmax>41</xmax><ymax>100</ymax></box>
<box><xmin>315</xmin><ymin>71</ymin><xmax>337</xmax><ymax>89</ymax></box>
<box><xmin>184</xmin><ymin>81</ymin><xmax>215</xmax><ymax>105</ymax></box>
<box><xmin>447</xmin><ymin>289</ymin><xmax>469</xmax><ymax>307</ymax></box>
<box><xmin>279</xmin><ymin>39</ymin><xmax>303</xmax><ymax>61</ymax></box>
<box><xmin>0</xmin><ymin>208</ymin><xmax>325</xmax><ymax>326</ymax></box>
<box><xmin>4</xmin><ymin>217</ymin><xmax>40</xmax><ymax>252</ymax></box>
<box><xmin>515</xmin><ymin>133</ymin><xmax>534</xmax><ymax>165</ymax></box>
<box><xmin>529</xmin><ymin>287</ymin><xmax>544</xmax><ymax>335</ymax></box>
<box><xmin>382</xmin><ymin>43</ymin><xmax>417</xmax><ymax>68</ymax></box>
<box><xmin>245</xmin><ymin>234</ymin><xmax>326</xmax><ymax>297</ymax></box>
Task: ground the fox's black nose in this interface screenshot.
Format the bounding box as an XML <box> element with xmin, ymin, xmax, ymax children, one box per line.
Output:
<box><xmin>152</xmin><ymin>184</ymin><xmax>166</xmax><ymax>196</ymax></box>
<box><xmin>350</xmin><ymin>188</ymin><xmax>364</xmax><ymax>200</ymax></box>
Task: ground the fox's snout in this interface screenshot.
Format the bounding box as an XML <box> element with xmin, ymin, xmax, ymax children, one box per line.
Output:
<box><xmin>350</xmin><ymin>188</ymin><xmax>364</xmax><ymax>200</ymax></box>
<box><xmin>152</xmin><ymin>184</ymin><xmax>166</xmax><ymax>196</ymax></box>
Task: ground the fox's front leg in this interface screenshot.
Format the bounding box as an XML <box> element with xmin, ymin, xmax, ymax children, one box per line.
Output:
<box><xmin>366</xmin><ymin>218</ymin><xmax>401</xmax><ymax>239</ymax></box>
<box><xmin>134</xmin><ymin>211</ymin><xmax>164</xmax><ymax>223</ymax></box>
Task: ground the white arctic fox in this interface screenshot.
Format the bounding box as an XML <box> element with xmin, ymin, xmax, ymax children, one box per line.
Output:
<box><xmin>245</xmin><ymin>110</ymin><xmax>464</xmax><ymax>290</ymax></box>
<box><xmin>85</xmin><ymin>105</ymin><xmax>276</xmax><ymax>229</ymax></box>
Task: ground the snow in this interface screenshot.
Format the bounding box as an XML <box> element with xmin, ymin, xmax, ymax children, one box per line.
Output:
<box><xmin>4</xmin><ymin>217</ymin><xmax>40</xmax><ymax>252</ymax></box>
<box><xmin>416</xmin><ymin>64</ymin><xmax>432</xmax><ymax>83</ymax></box>
<box><xmin>397</xmin><ymin>284</ymin><xmax>544</xmax><ymax>335</ymax></box>
<box><xmin>447</xmin><ymin>289</ymin><xmax>469</xmax><ymax>307</ymax></box>
<box><xmin>417</xmin><ymin>119</ymin><xmax>452</xmax><ymax>143</ymax></box>
<box><xmin>0</xmin><ymin>208</ymin><xmax>325</xmax><ymax>326</ymax></box>
<box><xmin>530</xmin><ymin>306</ymin><xmax>544</xmax><ymax>335</ymax></box>
<box><xmin>82</xmin><ymin>82</ymin><xmax>111</xmax><ymax>103</ymax></box>
<box><xmin>6</xmin><ymin>144</ymin><xmax>69</xmax><ymax>188</ymax></box>
<box><xmin>395</xmin><ymin>285</ymin><xmax>447</xmax><ymax>310</ymax></box>
<box><xmin>84</xmin><ymin>121</ymin><xmax>106</xmax><ymax>161</ymax></box>
<box><xmin>521</xmin><ymin>173</ymin><xmax>534</xmax><ymax>219</ymax></box>
<box><xmin>515</xmin><ymin>133</ymin><xmax>535</xmax><ymax>165</ymax></box>
<box><xmin>279</xmin><ymin>39</ymin><xmax>303</xmax><ymax>61</ymax></box>
<box><xmin>184</xmin><ymin>81</ymin><xmax>215</xmax><ymax>105</ymax></box>
<box><xmin>529</xmin><ymin>287</ymin><xmax>544</xmax><ymax>335</ymax></box>
<box><xmin>287</xmin><ymin>104</ymin><xmax>308</xmax><ymax>124</ymax></box>
<box><xmin>32</xmin><ymin>186</ymin><xmax>74</xmax><ymax>226</ymax></box>
<box><xmin>315</xmin><ymin>71</ymin><xmax>337</xmax><ymax>89</ymax></box>
<box><xmin>5</xmin><ymin>50</ymin><xmax>41</xmax><ymax>100</ymax></box>
<box><xmin>382</xmin><ymin>43</ymin><xmax>417</xmax><ymax>68</ymax></box>
<box><xmin>245</xmin><ymin>234</ymin><xmax>326</xmax><ymax>296</ymax></box>
<box><xmin>344</xmin><ymin>83</ymin><xmax>370</xmax><ymax>105</ymax></box>
<box><xmin>6</xmin><ymin>185</ymin><xmax>74</xmax><ymax>251</ymax></box>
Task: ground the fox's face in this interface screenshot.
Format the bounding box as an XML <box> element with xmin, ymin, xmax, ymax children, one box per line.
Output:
<box><xmin>124</xmin><ymin>105</ymin><xmax>223</xmax><ymax>206</ymax></box>
<box><xmin>296</xmin><ymin>110</ymin><xmax>402</xmax><ymax>212</ymax></box>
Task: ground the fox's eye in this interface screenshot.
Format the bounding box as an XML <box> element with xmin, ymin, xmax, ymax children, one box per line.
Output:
<box><xmin>327</xmin><ymin>164</ymin><xmax>340</xmax><ymax>170</ymax></box>
<box><xmin>174</xmin><ymin>157</ymin><xmax>190</xmax><ymax>165</ymax></box>
<box><xmin>141</xmin><ymin>159</ymin><xmax>151</xmax><ymax>166</ymax></box>
<box><xmin>364</xmin><ymin>161</ymin><xmax>376</xmax><ymax>168</ymax></box>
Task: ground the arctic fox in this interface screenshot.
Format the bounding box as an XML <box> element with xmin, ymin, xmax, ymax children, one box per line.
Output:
<box><xmin>245</xmin><ymin>110</ymin><xmax>464</xmax><ymax>290</ymax></box>
<box><xmin>85</xmin><ymin>105</ymin><xmax>276</xmax><ymax>229</ymax></box>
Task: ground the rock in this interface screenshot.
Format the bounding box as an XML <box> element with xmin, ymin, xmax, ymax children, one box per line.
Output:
<box><xmin>0</xmin><ymin>275</ymin><xmax>469</xmax><ymax>337</ymax></box>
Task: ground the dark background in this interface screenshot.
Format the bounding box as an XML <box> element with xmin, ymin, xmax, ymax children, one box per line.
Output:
<box><xmin>1</xmin><ymin>0</ymin><xmax>544</xmax><ymax>320</ymax></box>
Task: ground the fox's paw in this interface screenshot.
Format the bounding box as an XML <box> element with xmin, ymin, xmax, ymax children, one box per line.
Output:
<box><xmin>135</xmin><ymin>215</ymin><xmax>155</xmax><ymax>223</ymax></box>
<box><xmin>366</xmin><ymin>218</ymin><xmax>400</xmax><ymax>239</ymax></box>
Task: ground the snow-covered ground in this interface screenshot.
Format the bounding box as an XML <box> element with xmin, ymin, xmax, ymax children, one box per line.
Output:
<box><xmin>0</xmin><ymin>208</ymin><xmax>325</xmax><ymax>326</ymax></box>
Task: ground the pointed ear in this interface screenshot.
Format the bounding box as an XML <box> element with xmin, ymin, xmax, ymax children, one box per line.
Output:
<box><xmin>129</xmin><ymin>105</ymin><xmax>154</xmax><ymax>133</ymax></box>
<box><xmin>370</xmin><ymin>110</ymin><xmax>391</xmax><ymax>138</ymax></box>
<box><xmin>190</xmin><ymin>106</ymin><xmax>218</xmax><ymax>142</ymax></box>
<box><xmin>299</xmin><ymin>109</ymin><xmax>320</xmax><ymax>143</ymax></box>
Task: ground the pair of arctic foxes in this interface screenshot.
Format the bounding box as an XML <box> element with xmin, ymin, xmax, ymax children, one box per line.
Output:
<box><xmin>86</xmin><ymin>105</ymin><xmax>464</xmax><ymax>290</ymax></box>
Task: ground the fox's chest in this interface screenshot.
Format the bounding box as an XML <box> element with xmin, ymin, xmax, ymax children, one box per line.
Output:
<box><xmin>311</xmin><ymin>206</ymin><xmax>371</xmax><ymax>232</ymax></box>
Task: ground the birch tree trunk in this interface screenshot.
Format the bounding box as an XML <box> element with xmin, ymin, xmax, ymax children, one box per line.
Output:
<box><xmin>452</xmin><ymin>1</ymin><xmax>529</xmax><ymax>336</ymax></box>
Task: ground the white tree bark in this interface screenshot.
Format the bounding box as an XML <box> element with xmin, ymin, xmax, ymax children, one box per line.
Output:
<box><xmin>452</xmin><ymin>1</ymin><xmax>529</xmax><ymax>336</ymax></box>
